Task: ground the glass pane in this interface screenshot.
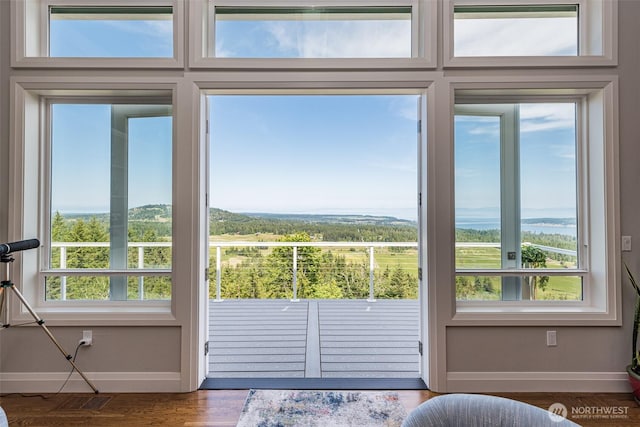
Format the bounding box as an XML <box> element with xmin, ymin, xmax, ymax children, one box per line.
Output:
<box><xmin>520</xmin><ymin>103</ymin><xmax>578</xmax><ymax>270</ymax></box>
<box><xmin>49</xmin><ymin>103</ymin><xmax>172</xmax><ymax>301</ymax></box>
<box><xmin>45</xmin><ymin>275</ymin><xmax>171</xmax><ymax>301</ymax></box>
<box><xmin>214</xmin><ymin>6</ymin><xmax>412</xmax><ymax>58</ymax></box>
<box><xmin>455</xmin><ymin>115</ymin><xmax>501</xmax><ymax>269</ymax></box>
<box><xmin>49</xmin><ymin>6</ymin><xmax>173</xmax><ymax>57</ymax></box>
<box><xmin>454</xmin><ymin>5</ymin><xmax>578</xmax><ymax>57</ymax></box>
<box><xmin>456</xmin><ymin>275</ymin><xmax>582</xmax><ymax>301</ymax></box>
<box><xmin>128</xmin><ymin>115</ymin><xmax>173</xmax><ymax>270</ymax></box>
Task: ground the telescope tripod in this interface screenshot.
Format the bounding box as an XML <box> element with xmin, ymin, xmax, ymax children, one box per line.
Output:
<box><xmin>0</xmin><ymin>254</ymin><xmax>99</xmax><ymax>393</ymax></box>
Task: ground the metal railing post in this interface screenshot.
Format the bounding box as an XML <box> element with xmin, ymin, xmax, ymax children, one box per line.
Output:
<box><xmin>138</xmin><ymin>246</ymin><xmax>145</xmax><ymax>300</ymax></box>
<box><xmin>367</xmin><ymin>246</ymin><xmax>376</xmax><ymax>302</ymax></box>
<box><xmin>214</xmin><ymin>246</ymin><xmax>223</xmax><ymax>302</ymax></box>
<box><xmin>291</xmin><ymin>246</ymin><xmax>299</xmax><ymax>302</ymax></box>
<box><xmin>60</xmin><ymin>246</ymin><xmax>67</xmax><ymax>301</ymax></box>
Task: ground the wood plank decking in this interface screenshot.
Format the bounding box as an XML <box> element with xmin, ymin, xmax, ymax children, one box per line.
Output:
<box><xmin>207</xmin><ymin>299</ymin><xmax>420</xmax><ymax>379</ymax></box>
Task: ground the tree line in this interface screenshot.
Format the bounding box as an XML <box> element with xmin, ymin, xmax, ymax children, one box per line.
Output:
<box><xmin>210</xmin><ymin>216</ymin><xmax>417</xmax><ymax>242</ymax></box>
<box><xmin>212</xmin><ymin>232</ymin><xmax>417</xmax><ymax>300</ymax></box>
<box><xmin>47</xmin><ymin>211</ymin><xmax>171</xmax><ymax>301</ymax></box>
<box><xmin>48</xmin><ymin>205</ymin><xmax>577</xmax><ymax>302</ymax></box>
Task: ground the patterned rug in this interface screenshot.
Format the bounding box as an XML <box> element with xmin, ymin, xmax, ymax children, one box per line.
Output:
<box><xmin>236</xmin><ymin>389</ymin><xmax>407</xmax><ymax>427</ymax></box>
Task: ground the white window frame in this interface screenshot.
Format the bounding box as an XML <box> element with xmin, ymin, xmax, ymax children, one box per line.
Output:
<box><xmin>443</xmin><ymin>0</ymin><xmax>618</xmax><ymax>68</ymax></box>
<box><xmin>454</xmin><ymin>101</ymin><xmax>586</xmax><ymax>301</ymax></box>
<box><xmin>44</xmin><ymin>101</ymin><xmax>173</xmax><ymax>302</ymax></box>
<box><xmin>10</xmin><ymin>0</ymin><xmax>184</xmax><ymax>68</ymax></box>
<box><xmin>8</xmin><ymin>77</ymin><xmax>181</xmax><ymax>325</ymax></box>
<box><xmin>188</xmin><ymin>0</ymin><xmax>437</xmax><ymax>69</ymax></box>
<box><xmin>443</xmin><ymin>77</ymin><xmax>620</xmax><ymax>325</ymax></box>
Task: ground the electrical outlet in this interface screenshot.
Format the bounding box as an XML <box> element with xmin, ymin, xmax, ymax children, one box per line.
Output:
<box><xmin>80</xmin><ymin>330</ymin><xmax>93</xmax><ymax>346</ymax></box>
<box><xmin>546</xmin><ymin>330</ymin><xmax>557</xmax><ymax>347</ymax></box>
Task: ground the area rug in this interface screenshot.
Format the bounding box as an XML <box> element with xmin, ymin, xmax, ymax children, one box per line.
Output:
<box><xmin>236</xmin><ymin>389</ymin><xmax>407</xmax><ymax>427</ymax></box>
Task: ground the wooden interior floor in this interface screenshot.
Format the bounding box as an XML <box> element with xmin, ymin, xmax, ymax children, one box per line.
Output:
<box><xmin>0</xmin><ymin>390</ymin><xmax>638</xmax><ymax>426</ymax></box>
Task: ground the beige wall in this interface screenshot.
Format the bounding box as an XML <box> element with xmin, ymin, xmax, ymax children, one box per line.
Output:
<box><xmin>448</xmin><ymin>326</ymin><xmax>625</xmax><ymax>372</ymax></box>
<box><xmin>0</xmin><ymin>0</ymin><xmax>638</xmax><ymax>393</ymax></box>
<box><xmin>0</xmin><ymin>327</ymin><xmax>181</xmax><ymax>372</ymax></box>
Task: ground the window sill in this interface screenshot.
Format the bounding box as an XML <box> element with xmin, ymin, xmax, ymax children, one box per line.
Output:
<box><xmin>443</xmin><ymin>55</ymin><xmax>617</xmax><ymax>69</ymax></box>
<box><xmin>453</xmin><ymin>302</ymin><xmax>620</xmax><ymax>326</ymax></box>
<box><xmin>11</xmin><ymin>57</ymin><xmax>184</xmax><ymax>69</ymax></box>
<box><xmin>10</xmin><ymin>301</ymin><xmax>177</xmax><ymax>326</ymax></box>
<box><xmin>188</xmin><ymin>57</ymin><xmax>437</xmax><ymax>71</ymax></box>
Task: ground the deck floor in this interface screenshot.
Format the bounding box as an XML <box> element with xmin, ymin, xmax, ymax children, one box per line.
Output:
<box><xmin>208</xmin><ymin>299</ymin><xmax>420</xmax><ymax>379</ymax></box>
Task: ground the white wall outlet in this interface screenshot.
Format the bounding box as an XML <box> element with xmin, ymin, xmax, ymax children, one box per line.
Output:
<box><xmin>80</xmin><ymin>330</ymin><xmax>93</xmax><ymax>346</ymax></box>
<box><xmin>622</xmin><ymin>235</ymin><xmax>632</xmax><ymax>252</ymax></box>
<box><xmin>546</xmin><ymin>330</ymin><xmax>557</xmax><ymax>347</ymax></box>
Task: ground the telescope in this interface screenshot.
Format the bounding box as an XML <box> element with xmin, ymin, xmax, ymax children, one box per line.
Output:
<box><xmin>0</xmin><ymin>237</ymin><xmax>99</xmax><ymax>393</ymax></box>
<box><xmin>0</xmin><ymin>239</ymin><xmax>40</xmax><ymax>256</ymax></box>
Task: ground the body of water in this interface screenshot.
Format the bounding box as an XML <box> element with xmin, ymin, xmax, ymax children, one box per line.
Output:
<box><xmin>456</xmin><ymin>218</ymin><xmax>576</xmax><ymax>237</ymax></box>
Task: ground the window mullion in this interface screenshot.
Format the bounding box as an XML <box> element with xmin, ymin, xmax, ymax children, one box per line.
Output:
<box><xmin>500</xmin><ymin>105</ymin><xmax>522</xmax><ymax>301</ymax></box>
<box><xmin>110</xmin><ymin>106</ymin><xmax>130</xmax><ymax>301</ymax></box>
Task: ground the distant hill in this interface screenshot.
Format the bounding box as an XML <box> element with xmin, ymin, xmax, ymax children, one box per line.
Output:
<box><xmin>57</xmin><ymin>205</ymin><xmax>575</xmax><ymax>244</ymax></box>
<box><xmin>210</xmin><ymin>208</ymin><xmax>257</xmax><ymax>223</ymax></box>
<box><xmin>210</xmin><ymin>208</ymin><xmax>417</xmax><ymax>242</ymax></box>
<box><xmin>62</xmin><ymin>204</ymin><xmax>172</xmax><ymax>222</ymax></box>
<box><xmin>241</xmin><ymin>212</ymin><xmax>416</xmax><ymax>227</ymax></box>
<box><xmin>521</xmin><ymin>217</ymin><xmax>576</xmax><ymax>226</ymax></box>
<box><xmin>62</xmin><ymin>205</ymin><xmax>415</xmax><ymax>227</ymax></box>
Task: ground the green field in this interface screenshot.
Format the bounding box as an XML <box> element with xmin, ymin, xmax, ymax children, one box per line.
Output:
<box><xmin>209</xmin><ymin>234</ymin><xmax>582</xmax><ymax>301</ymax></box>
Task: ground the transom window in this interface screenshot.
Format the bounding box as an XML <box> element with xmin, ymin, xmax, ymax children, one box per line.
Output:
<box><xmin>209</xmin><ymin>2</ymin><xmax>417</xmax><ymax>59</ymax></box>
<box><xmin>453</xmin><ymin>4</ymin><xmax>579</xmax><ymax>57</ymax></box>
<box><xmin>49</xmin><ymin>6</ymin><xmax>173</xmax><ymax>57</ymax></box>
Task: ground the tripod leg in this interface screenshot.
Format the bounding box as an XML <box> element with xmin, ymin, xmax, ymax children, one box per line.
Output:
<box><xmin>7</xmin><ymin>283</ymin><xmax>99</xmax><ymax>393</ymax></box>
<box><xmin>0</xmin><ymin>285</ymin><xmax>6</xmax><ymax>326</ymax></box>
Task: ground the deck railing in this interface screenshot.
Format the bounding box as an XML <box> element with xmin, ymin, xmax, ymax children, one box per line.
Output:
<box><xmin>210</xmin><ymin>241</ymin><xmax>418</xmax><ymax>303</ymax></box>
<box><xmin>50</xmin><ymin>242</ymin><xmax>170</xmax><ymax>300</ymax></box>
<box><xmin>49</xmin><ymin>241</ymin><xmax>575</xmax><ymax>301</ymax></box>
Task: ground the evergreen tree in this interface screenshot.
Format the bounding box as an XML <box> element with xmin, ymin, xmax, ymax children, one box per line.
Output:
<box><xmin>521</xmin><ymin>245</ymin><xmax>550</xmax><ymax>300</ymax></box>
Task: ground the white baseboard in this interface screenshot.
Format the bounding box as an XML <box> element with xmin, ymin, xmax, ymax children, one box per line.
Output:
<box><xmin>0</xmin><ymin>372</ymin><xmax>183</xmax><ymax>393</ymax></box>
<box><xmin>446</xmin><ymin>371</ymin><xmax>631</xmax><ymax>393</ymax></box>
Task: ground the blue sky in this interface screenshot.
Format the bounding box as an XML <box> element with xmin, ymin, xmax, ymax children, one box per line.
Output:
<box><xmin>51</xmin><ymin>105</ymin><xmax>172</xmax><ymax>213</ymax></box>
<box><xmin>209</xmin><ymin>95</ymin><xmax>418</xmax><ymax>219</ymax></box>
<box><xmin>455</xmin><ymin>103</ymin><xmax>577</xmax><ymax>219</ymax></box>
<box><xmin>50</xmin><ymin>11</ymin><xmax>578</xmax><ymax>221</ymax></box>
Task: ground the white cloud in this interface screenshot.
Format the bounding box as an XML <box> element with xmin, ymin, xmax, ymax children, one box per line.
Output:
<box><xmin>456</xmin><ymin>104</ymin><xmax>575</xmax><ymax>135</ymax></box>
<box><xmin>265</xmin><ymin>20</ymin><xmax>411</xmax><ymax>58</ymax></box>
<box><xmin>455</xmin><ymin>18</ymin><xmax>577</xmax><ymax>57</ymax></box>
<box><xmin>103</xmin><ymin>20</ymin><xmax>173</xmax><ymax>53</ymax></box>
<box><xmin>215</xmin><ymin>40</ymin><xmax>234</xmax><ymax>58</ymax></box>
<box><xmin>106</xmin><ymin>20</ymin><xmax>173</xmax><ymax>37</ymax></box>
<box><xmin>519</xmin><ymin>103</ymin><xmax>575</xmax><ymax>133</ymax></box>
<box><xmin>388</xmin><ymin>96</ymin><xmax>420</xmax><ymax>121</ymax></box>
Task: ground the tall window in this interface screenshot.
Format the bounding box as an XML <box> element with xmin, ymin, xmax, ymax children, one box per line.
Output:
<box><xmin>45</xmin><ymin>101</ymin><xmax>173</xmax><ymax>301</ymax></box>
<box><xmin>455</xmin><ymin>102</ymin><xmax>582</xmax><ymax>301</ymax></box>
